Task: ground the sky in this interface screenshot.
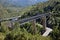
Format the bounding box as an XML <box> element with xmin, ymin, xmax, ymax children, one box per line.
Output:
<box><xmin>0</xmin><ymin>0</ymin><xmax>48</xmax><ymax>7</ymax></box>
<box><xmin>9</xmin><ymin>0</ymin><xmax>48</xmax><ymax>6</ymax></box>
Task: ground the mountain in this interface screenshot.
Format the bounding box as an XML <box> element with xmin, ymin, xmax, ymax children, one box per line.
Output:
<box><xmin>0</xmin><ymin>0</ymin><xmax>47</xmax><ymax>7</ymax></box>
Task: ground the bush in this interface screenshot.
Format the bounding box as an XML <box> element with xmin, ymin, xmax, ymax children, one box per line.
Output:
<box><xmin>0</xmin><ymin>33</ymin><xmax>5</xmax><ymax>40</ymax></box>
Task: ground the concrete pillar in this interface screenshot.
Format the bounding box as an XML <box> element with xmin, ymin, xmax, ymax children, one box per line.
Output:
<box><xmin>8</xmin><ymin>21</ymin><xmax>14</xmax><ymax>28</ymax></box>
<box><xmin>41</xmin><ymin>16</ymin><xmax>46</xmax><ymax>30</ymax></box>
<box><xmin>10</xmin><ymin>21</ymin><xmax>14</xmax><ymax>28</ymax></box>
<box><xmin>31</xmin><ymin>19</ymin><xmax>37</xmax><ymax>34</ymax></box>
<box><xmin>0</xmin><ymin>21</ymin><xmax>1</xmax><ymax>26</ymax></box>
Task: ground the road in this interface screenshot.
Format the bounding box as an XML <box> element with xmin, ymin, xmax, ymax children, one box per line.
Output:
<box><xmin>35</xmin><ymin>23</ymin><xmax>53</xmax><ymax>37</ymax></box>
<box><xmin>0</xmin><ymin>13</ymin><xmax>50</xmax><ymax>22</ymax></box>
<box><xmin>42</xmin><ymin>27</ymin><xmax>52</xmax><ymax>36</ymax></box>
<box><xmin>18</xmin><ymin>13</ymin><xmax>50</xmax><ymax>24</ymax></box>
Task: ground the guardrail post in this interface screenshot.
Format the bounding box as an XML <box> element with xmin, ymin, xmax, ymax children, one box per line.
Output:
<box><xmin>31</xmin><ymin>19</ymin><xmax>37</xmax><ymax>34</ymax></box>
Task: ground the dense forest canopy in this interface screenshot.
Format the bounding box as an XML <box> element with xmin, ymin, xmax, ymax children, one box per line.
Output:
<box><xmin>0</xmin><ymin>0</ymin><xmax>60</xmax><ymax>40</ymax></box>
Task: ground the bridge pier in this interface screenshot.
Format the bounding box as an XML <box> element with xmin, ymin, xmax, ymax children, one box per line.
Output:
<box><xmin>8</xmin><ymin>21</ymin><xmax>14</xmax><ymax>28</ymax></box>
<box><xmin>0</xmin><ymin>21</ymin><xmax>1</xmax><ymax>26</ymax></box>
<box><xmin>41</xmin><ymin>16</ymin><xmax>46</xmax><ymax>30</ymax></box>
<box><xmin>31</xmin><ymin>19</ymin><xmax>37</xmax><ymax>34</ymax></box>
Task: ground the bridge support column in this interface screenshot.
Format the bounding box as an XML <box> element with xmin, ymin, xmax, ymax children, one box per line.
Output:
<box><xmin>0</xmin><ymin>21</ymin><xmax>1</xmax><ymax>26</ymax></box>
<box><xmin>8</xmin><ymin>21</ymin><xmax>14</xmax><ymax>28</ymax></box>
<box><xmin>42</xmin><ymin>16</ymin><xmax>46</xmax><ymax>30</ymax></box>
<box><xmin>31</xmin><ymin>19</ymin><xmax>37</xmax><ymax>34</ymax></box>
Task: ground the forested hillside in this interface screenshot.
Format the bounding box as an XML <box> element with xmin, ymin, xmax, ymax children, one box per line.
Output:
<box><xmin>0</xmin><ymin>5</ymin><xmax>32</xmax><ymax>19</ymax></box>
<box><xmin>0</xmin><ymin>0</ymin><xmax>60</xmax><ymax>40</ymax></box>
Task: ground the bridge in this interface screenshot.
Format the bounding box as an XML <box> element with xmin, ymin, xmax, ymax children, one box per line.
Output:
<box><xmin>0</xmin><ymin>13</ymin><xmax>53</xmax><ymax>36</ymax></box>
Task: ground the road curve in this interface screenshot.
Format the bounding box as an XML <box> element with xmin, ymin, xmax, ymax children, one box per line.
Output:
<box><xmin>42</xmin><ymin>27</ymin><xmax>52</xmax><ymax>36</ymax></box>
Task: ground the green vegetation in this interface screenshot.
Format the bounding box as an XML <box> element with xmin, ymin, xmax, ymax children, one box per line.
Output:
<box><xmin>0</xmin><ymin>0</ymin><xmax>60</xmax><ymax>40</ymax></box>
<box><xmin>0</xmin><ymin>22</ymin><xmax>52</xmax><ymax>40</ymax></box>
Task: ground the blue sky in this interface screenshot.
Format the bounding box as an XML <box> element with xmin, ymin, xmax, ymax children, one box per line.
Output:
<box><xmin>6</xmin><ymin>0</ymin><xmax>48</xmax><ymax>6</ymax></box>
